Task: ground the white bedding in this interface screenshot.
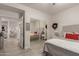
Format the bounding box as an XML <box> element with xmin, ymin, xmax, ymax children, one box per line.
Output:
<box><xmin>45</xmin><ymin>39</ymin><xmax>79</xmax><ymax>54</ymax></box>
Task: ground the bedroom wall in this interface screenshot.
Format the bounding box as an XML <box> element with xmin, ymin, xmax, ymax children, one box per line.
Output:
<box><xmin>30</xmin><ymin>20</ymin><xmax>40</xmax><ymax>33</ymax></box>
<box><xmin>47</xmin><ymin>5</ymin><xmax>79</xmax><ymax>39</ymax></box>
<box><xmin>0</xmin><ymin>9</ymin><xmax>19</xmax><ymax>18</ymax></box>
<box><xmin>30</xmin><ymin>21</ymin><xmax>35</xmax><ymax>33</ymax></box>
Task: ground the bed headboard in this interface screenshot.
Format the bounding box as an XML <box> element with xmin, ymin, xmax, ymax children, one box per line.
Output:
<box><xmin>62</xmin><ymin>24</ymin><xmax>79</xmax><ymax>33</ymax></box>
<box><xmin>60</xmin><ymin>24</ymin><xmax>79</xmax><ymax>38</ymax></box>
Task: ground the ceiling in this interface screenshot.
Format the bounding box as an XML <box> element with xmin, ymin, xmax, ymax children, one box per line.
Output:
<box><xmin>21</xmin><ymin>3</ymin><xmax>79</xmax><ymax>15</ymax></box>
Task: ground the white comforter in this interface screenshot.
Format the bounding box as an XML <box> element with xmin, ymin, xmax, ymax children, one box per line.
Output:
<box><xmin>45</xmin><ymin>39</ymin><xmax>79</xmax><ymax>54</ymax></box>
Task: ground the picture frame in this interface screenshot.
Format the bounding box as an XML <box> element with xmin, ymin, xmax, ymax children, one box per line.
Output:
<box><xmin>52</xmin><ymin>23</ymin><xmax>58</xmax><ymax>30</ymax></box>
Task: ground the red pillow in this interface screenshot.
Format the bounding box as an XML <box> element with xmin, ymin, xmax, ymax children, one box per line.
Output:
<box><xmin>65</xmin><ymin>33</ymin><xmax>79</xmax><ymax>40</ymax></box>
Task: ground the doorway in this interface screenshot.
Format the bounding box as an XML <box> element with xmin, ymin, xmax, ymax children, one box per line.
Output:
<box><xmin>30</xmin><ymin>19</ymin><xmax>40</xmax><ymax>41</ymax></box>
<box><xmin>0</xmin><ymin>4</ymin><xmax>25</xmax><ymax>55</ymax></box>
<box><xmin>30</xmin><ymin>18</ymin><xmax>48</xmax><ymax>55</ymax></box>
<box><xmin>0</xmin><ymin>17</ymin><xmax>24</xmax><ymax>53</ymax></box>
<box><xmin>0</xmin><ymin>17</ymin><xmax>20</xmax><ymax>52</ymax></box>
<box><xmin>30</xmin><ymin>18</ymin><xmax>48</xmax><ymax>41</ymax></box>
<box><xmin>30</xmin><ymin>18</ymin><xmax>47</xmax><ymax>49</ymax></box>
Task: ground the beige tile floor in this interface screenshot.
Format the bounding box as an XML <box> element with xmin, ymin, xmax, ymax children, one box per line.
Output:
<box><xmin>0</xmin><ymin>38</ymin><xmax>45</xmax><ymax>56</ymax></box>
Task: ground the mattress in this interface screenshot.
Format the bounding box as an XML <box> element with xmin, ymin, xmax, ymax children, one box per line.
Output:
<box><xmin>30</xmin><ymin>35</ymin><xmax>39</xmax><ymax>41</ymax></box>
<box><xmin>43</xmin><ymin>39</ymin><xmax>79</xmax><ymax>55</ymax></box>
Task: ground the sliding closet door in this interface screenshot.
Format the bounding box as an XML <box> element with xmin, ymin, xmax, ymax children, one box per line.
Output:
<box><xmin>19</xmin><ymin>23</ymin><xmax>23</xmax><ymax>48</ymax></box>
<box><xmin>19</xmin><ymin>15</ymin><xmax>24</xmax><ymax>49</ymax></box>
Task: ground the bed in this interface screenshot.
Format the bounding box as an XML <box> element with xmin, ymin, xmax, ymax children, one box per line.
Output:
<box><xmin>43</xmin><ymin>24</ymin><xmax>79</xmax><ymax>56</ymax></box>
<box><xmin>43</xmin><ymin>39</ymin><xmax>79</xmax><ymax>56</ymax></box>
<box><xmin>30</xmin><ymin>32</ymin><xmax>39</xmax><ymax>41</ymax></box>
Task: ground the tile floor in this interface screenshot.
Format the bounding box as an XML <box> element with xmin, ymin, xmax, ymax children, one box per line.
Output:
<box><xmin>0</xmin><ymin>38</ymin><xmax>45</xmax><ymax>56</ymax></box>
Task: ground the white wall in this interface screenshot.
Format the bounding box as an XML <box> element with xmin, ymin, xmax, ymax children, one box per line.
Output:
<box><xmin>48</xmin><ymin>5</ymin><xmax>79</xmax><ymax>39</ymax></box>
<box><xmin>30</xmin><ymin>20</ymin><xmax>39</xmax><ymax>33</ymax></box>
<box><xmin>0</xmin><ymin>9</ymin><xmax>19</xmax><ymax>18</ymax></box>
<box><xmin>30</xmin><ymin>8</ymin><xmax>50</xmax><ymax>21</ymax></box>
<box><xmin>54</xmin><ymin>5</ymin><xmax>79</xmax><ymax>26</ymax></box>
